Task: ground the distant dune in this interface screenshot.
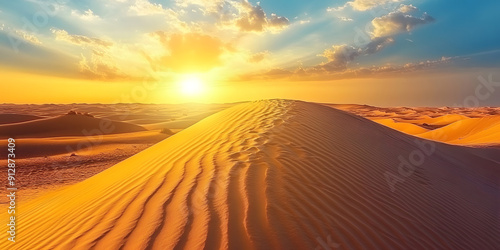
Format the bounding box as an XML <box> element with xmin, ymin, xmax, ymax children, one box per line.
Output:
<box><xmin>419</xmin><ymin>115</ymin><xmax>500</xmax><ymax>145</ymax></box>
<box><xmin>402</xmin><ymin>114</ymin><xmax>470</xmax><ymax>126</ymax></box>
<box><xmin>373</xmin><ymin>118</ymin><xmax>429</xmax><ymax>135</ymax></box>
<box><xmin>1</xmin><ymin>100</ymin><xmax>499</xmax><ymax>249</ymax></box>
<box><xmin>0</xmin><ymin>114</ymin><xmax>146</xmax><ymax>139</ymax></box>
<box><xmin>0</xmin><ymin>114</ymin><xmax>44</xmax><ymax>125</ymax></box>
<box><xmin>0</xmin><ymin>131</ymin><xmax>167</xmax><ymax>159</ymax></box>
<box><xmin>330</xmin><ymin>104</ymin><xmax>500</xmax><ymax>146</ymax></box>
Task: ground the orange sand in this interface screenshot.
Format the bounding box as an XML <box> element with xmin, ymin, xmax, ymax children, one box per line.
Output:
<box><xmin>1</xmin><ymin>100</ymin><xmax>499</xmax><ymax>249</ymax></box>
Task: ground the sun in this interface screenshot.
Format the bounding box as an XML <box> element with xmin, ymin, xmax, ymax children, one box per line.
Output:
<box><xmin>179</xmin><ymin>75</ymin><xmax>205</xmax><ymax>96</ymax></box>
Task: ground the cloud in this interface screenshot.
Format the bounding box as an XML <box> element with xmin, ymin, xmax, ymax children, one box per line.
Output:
<box><xmin>71</xmin><ymin>9</ymin><xmax>100</xmax><ymax>21</ymax></box>
<box><xmin>13</xmin><ymin>30</ymin><xmax>42</xmax><ymax>45</ymax></box>
<box><xmin>51</xmin><ymin>29</ymin><xmax>113</xmax><ymax>48</ymax></box>
<box><xmin>269</xmin><ymin>13</ymin><xmax>290</xmax><ymax>28</ymax></box>
<box><xmin>372</xmin><ymin>11</ymin><xmax>435</xmax><ymax>37</ymax></box>
<box><xmin>240</xmin><ymin>56</ymin><xmax>453</xmax><ymax>81</ymax></box>
<box><xmin>175</xmin><ymin>0</ymin><xmax>224</xmax><ymax>11</ymax></box>
<box><xmin>312</xmin><ymin>3</ymin><xmax>434</xmax><ymax>77</ymax></box>
<box><xmin>129</xmin><ymin>0</ymin><xmax>175</xmax><ymax>16</ymax></box>
<box><xmin>79</xmin><ymin>50</ymin><xmax>131</xmax><ymax>80</ymax></box>
<box><xmin>313</xmin><ymin>4</ymin><xmax>434</xmax><ymax>75</ymax></box>
<box><xmin>2</xmin><ymin>25</ymin><xmax>42</xmax><ymax>45</ymax></box>
<box><xmin>348</xmin><ymin>0</ymin><xmax>402</xmax><ymax>11</ymax></box>
<box><xmin>329</xmin><ymin>0</ymin><xmax>402</xmax><ymax>12</ymax></box>
<box><xmin>235</xmin><ymin>1</ymin><xmax>289</xmax><ymax>32</ymax></box>
<box><xmin>327</xmin><ymin>6</ymin><xmax>346</xmax><ymax>12</ymax></box>
<box><xmin>398</xmin><ymin>4</ymin><xmax>418</xmax><ymax>13</ymax></box>
<box><xmin>170</xmin><ymin>0</ymin><xmax>290</xmax><ymax>33</ymax></box>
<box><xmin>299</xmin><ymin>19</ymin><xmax>311</xmax><ymax>24</ymax></box>
<box><xmin>50</xmin><ymin>29</ymin><xmax>133</xmax><ymax>79</ymax></box>
<box><xmin>152</xmin><ymin>32</ymin><xmax>228</xmax><ymax>72</ymax></box>
<box><xmin>248</xmin><ymin>51</ymin><xmax>269</xmax><ymax>63</ymax></box>
<box><xmin>320</xmin><ymin>45</ymin><xmax>360</xmax><ymax>71</ymax></box>
<box><xmin>338</xmin><ymin>17</ymin><xmax>354</xmax><ymax>22</ymax></box>
<box><xmin>318</xmin><ymin>37</ymin><xmax>394</xmax><ymax>72</ymax></box>
<box><xmin>364</xmin><ymin>37</ymin><xmax>394</xmax><ymax>54</ymax></box>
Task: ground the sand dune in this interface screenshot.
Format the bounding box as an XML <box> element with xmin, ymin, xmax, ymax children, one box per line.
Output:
<box><xmin>0</xmin><ymin>131</ymin><xmax>167</xmax><ymax>159</ymax></box>
<box><xmin>373</xmin><ymin>118</ymin><xmax>429</xmax><ymax>135</ymax></box>
<box><xmin>0</xmin><ymin>114</ymin><xmax>44</xmax><ymax>125</ymax></box>
<box><xmin>143</xmin><ymin>110</ymin><xmax>222</xmax><ymax>130</ymax></box>
<box><xmin>0</xmin><ymin>103</ymin><xmax>235</xmax><ymax>129</ymax></box>
<box><xmin>2</xmin><ymin>100</ymin><xmax>499</xmax><ymax>249</ymax></box>
<box><xmin>397</xmin><ymin>114</ymin><xmax>470</xmax><ymax>127</ymax></box>
<box><xmin>329</xmin><ymin>104</ymin><xmax>500</xmax><ymax>146</ymax></box>
<box><xmin>0</xmin><ymin>114</ymin><xmax>146</xmax><ymax>139</ymax></box>
<box><xmin>419</xmin><ymin>115</ymin><xmax>500</xmax><ymax>145</ymax></box>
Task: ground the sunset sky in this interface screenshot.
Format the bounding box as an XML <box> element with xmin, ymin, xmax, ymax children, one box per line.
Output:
<box><xmin>1</xmin><ymin>0</ymin><xmax>499</xmax><ymax>106</ymax></box>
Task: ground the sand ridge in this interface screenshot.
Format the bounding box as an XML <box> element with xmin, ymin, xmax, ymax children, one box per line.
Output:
<box><xmin>0</xmin><ymin>114</ymin><xmax>146</xmax><ymax>139</ymax></box>
<box><xmin>1</xmin><ymin>100</ymin><xmax>499</xmax><ymax>249</ymax></box>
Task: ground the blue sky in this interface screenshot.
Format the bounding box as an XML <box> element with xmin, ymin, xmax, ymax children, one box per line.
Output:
<box><xmin>0</xmin><ymin>0</ymin><xmax>499</xmax><ymax>105</ymax></box>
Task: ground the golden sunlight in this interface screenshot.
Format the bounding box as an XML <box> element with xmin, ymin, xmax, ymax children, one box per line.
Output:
<box><xmin>179</xmin><ymin>75</ymin><xmax>205</xmax><ymax>96</ymax></box>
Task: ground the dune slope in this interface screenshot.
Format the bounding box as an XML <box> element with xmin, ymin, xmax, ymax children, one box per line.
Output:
<box><xmin>2</xmin><ymin>100</ymin><xmax>499</xmax><ymax>249</ymax></box>
<box><xmin>419</xmin><ymin>115</ymin><xmax>500</xmax><ymax>145</ymax></box>
<box><xmin>0</xmin><ymin>114</ymin><xmax>44</xmax><ymax>125</ymax></box>
<box><xmin>0</xmin><ymin>114</ymin><xmax>146</xmax><ymax>138</ymax></box>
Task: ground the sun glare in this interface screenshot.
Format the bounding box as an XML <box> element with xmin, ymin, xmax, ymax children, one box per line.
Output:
<box><xmin>180</xmin><ymin>75</ymin><xmax>205</xmax><ymax>96</ymax></box>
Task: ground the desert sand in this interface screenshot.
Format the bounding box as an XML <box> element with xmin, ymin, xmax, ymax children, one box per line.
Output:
<box><xmin>0</xmin><ymin>103</ymin><xmax>234</xmax><ymax>207</ymax></box>
<box><xmin>0</xmin><ymin>114</ymin><xmax>43</xmax><ymax>125</ymax></box>
<box><xmin>0</xmin><ymin>114</ymin><xmax>146</xmax><ymax>139</ymax></box>
<box><xmin>331</xmin><ymin>104</ymin><xmax>500</xmax><ymax>146</ymax></box>
<box><xmin>1</xmin><ymin>100</ymin><xmax>499</xmax><ymax>249</ymax></box>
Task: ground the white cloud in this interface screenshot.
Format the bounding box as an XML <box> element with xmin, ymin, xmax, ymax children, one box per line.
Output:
<box><xmin>71</xmin><ymin>9</ymin><xmax>100</xmax><ymax>21</ymax></box>
<box><xmin>14</xmin><ymin>30</ymin><xmax>42</xmax><ymax>45</ymax></box>
<box><xmin>329</xmin><ymin>0</ymin><xmax>402</xmax><ymax>12</ymax></box>
<box><xmin>175</xmin><ymin>0</ymin><xmax>224</xmax><ymax>11</ymax></box>
<box><xmin>338</xmin><ymin>17</ymin><xmax>353</xmax><ymax>22</ymax></box>
<box><xmin>51</xmin><ymin>29</ymin><xmax>113</xmax><ymax>48</ymax></box>
<box><xmin>243</xmin><ymin>55</ymin><xmax>454</xmax><ymax>81</ymax></box>
<box><xmin>129</xmin><ymin>0</ymin><xmax>175</xmax><ymax>16</ymax></box>
<box><xmin>398</xmin><ymin>4</ymin><xmax>418</xmax><ymax>14</ymax></box>
<box><xmin>319</xmin><ymin>37</ymin><xmax>394</xmax><ymax>72</ymax></box>
<box><xmin>326</xmin><ymin>0</ymin><xmax>403</xmax><ymax>12</ymax></box>
<box><xmin>372</xmin><ymin>11</ymin><xmax>434</xmax><ymax>37</ymax></box>
<box><xmin>78</xmin><ymin>51</ymin><xmax>130</xmax><ymax>80</ymax></box>
<box><xmin>348</xmin><ymin>0</ymin><xmax>402</xmax><ymax>11</ymax></box>
<box><xmin>327</xmin><ymin>6</ymin><xmax>346</xmax><ymax>12</ymax></box>
<box><xmin>233</xmin><ymin>1</ymin><xmax>289</xmax><ymax>32</ymax></box>
<box><xmin>320</xmin><ymin>45</ymin><xmax>360</xmax><ymax>71</ymax></box>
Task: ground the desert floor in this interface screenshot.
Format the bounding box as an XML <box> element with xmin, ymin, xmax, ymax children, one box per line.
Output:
<box><xmin>0</xmin><ymin>100</ymin><xmax>499</xmax><ymax>249</ymax></box>
<box><xmin>0</xmin><ymin>103</ymin><xmax>235</xmax><ymax>206</ymax></box>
